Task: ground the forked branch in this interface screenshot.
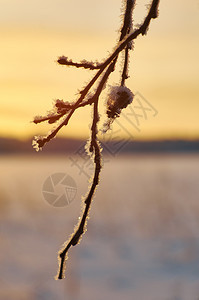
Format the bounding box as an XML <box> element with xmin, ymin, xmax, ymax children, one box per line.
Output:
<box><xmin>32</xmin><ymin>0</ymin><xmax>160</xmax><ymax>279</ymax></box>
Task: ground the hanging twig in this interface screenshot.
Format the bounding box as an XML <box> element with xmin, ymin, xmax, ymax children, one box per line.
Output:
<box><xmin>32</xmin><ymin>0</ymin><xmax>160</xmax><ymax>279</ymax></box>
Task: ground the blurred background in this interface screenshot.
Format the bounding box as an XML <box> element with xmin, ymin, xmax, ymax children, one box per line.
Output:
<box><xmin>0</xmin><ymin>0</ymin><xmax>199</xmax><ymax>299</ymax></box>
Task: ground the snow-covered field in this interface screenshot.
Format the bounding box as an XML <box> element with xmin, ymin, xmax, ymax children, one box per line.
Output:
<box><xmin>0</xmin><ymin>154</ymin><xmax>199</xmax><ymax>300</ymax></box>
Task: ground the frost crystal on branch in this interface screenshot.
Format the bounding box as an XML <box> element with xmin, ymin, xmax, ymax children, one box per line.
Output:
<box><xmin>32</xmin><ymin>0</ymin><xmax>160</xmax><ymax>280</ymax></box>
<box><xmin>107</xmin><ymin>85</ymin><xmax>134</xmax><ymax>118</ymax></box>
<box><xmin>58</xmin><ymin>56</ymin><xmax>102</xmax><ymax>70</ymax></box>
<box><xmin>103</xmin><ymin>85</ymin><xmax>134</xmax><ymax>132</ymax></box>
<box><xmin>32</xmin><ymin>136</ymin><xmax>46</xmax><ymax>151</ymax></box>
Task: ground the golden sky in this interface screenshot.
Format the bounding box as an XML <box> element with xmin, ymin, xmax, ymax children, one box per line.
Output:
<box><xmin>0</xmin><ymin>0</ymin><xmax>199</xmax><ymax>141</ymax></box>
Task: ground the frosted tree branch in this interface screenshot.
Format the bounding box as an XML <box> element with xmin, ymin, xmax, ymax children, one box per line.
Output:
<box><xmin>32</xmin><ymin>0</ymin><xmax>160</xmax><ymax>279</ymax></box>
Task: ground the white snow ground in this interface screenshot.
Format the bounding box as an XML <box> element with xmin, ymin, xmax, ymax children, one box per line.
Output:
<box><xmin>0</xmin><ymin>154</ymin><xmax>199</xmax><ymax>300</ymax></box>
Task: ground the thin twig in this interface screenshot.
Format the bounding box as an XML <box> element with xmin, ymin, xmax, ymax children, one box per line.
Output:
<box><xmin>33</xmin><ymin>0</ymin><xmax>159</xmax><ymax>150</ymax></box>
<box><xmin>58</xmin><ymin>56</ymin><xmax>102</xmax><ymax>70</ymax></box>
<box><xmin>121</xmin><ymin>0</ymin><xmax>135</xmax><ymax>86</ymax></box>
<box><xmin>57</xmin><ymin>61</ymin><xmax>116</xmax><ymax>279</ymax></box>
<box><xmin>32</xmin><ymin>0</ymin><xmax>160</xmax><ymax>279</ymax></box>
<box><xmin>57</xmin><ymin>94</ymin><xmax>101</xmax><ymax>280</ymax></box>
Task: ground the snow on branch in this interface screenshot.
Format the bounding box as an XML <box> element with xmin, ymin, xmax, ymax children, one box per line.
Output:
<box><xmin>57</xmin><ymin>56</ymin><xmax>102</xmax><ymax>70</ymax></box>
<box><xmin>32</xmin><ymin>0</ymin><xmax>160</xmax><ymax>279</ymax></box>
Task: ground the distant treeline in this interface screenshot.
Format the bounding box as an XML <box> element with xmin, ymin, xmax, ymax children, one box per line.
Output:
<box><xmin>0</xmin><ymin>137</ymin><xmax>199</xmax><ymax>154</ymax></box>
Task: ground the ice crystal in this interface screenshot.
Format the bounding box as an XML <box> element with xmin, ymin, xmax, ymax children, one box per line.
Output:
<box><xmin>106</xmin><ymin>85</ymin><xmax>134</xmax><ymax>119</ymax></box>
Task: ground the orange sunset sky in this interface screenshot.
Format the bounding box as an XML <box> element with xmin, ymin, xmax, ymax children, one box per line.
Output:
<box><xmin>0</xmin><ymin>0</ymin><xmax>199</xmax><ymax>141</ymax></box>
